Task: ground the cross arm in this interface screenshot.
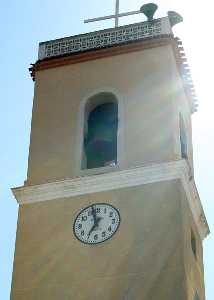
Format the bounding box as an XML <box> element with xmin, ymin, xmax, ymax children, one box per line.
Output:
<box><xmin>84</xmin><ymin>10</ymin><xmax>141</xmax><ymax>24</ymax></box>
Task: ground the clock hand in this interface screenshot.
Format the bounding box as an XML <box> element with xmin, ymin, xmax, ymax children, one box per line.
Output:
<box><xmin>87</xmin><ymin>216</ymin><xmax>103</xmax><ymax>238</ymax></box>
<box><xmin>88</xmin><ymin>205</ymin><xmax>97</xmax><ymax>239</ymax></box>
<box><xmin>92</xmin><ymin>205</ymin><xmax>103</xmax><ymax>227</ymax></box>
<box><xmin>95</xmin><ymin>216</ymin><xmax>102</xmax><ymax>226</ymax></box>
<box><xmin>88</xmin><ymin>223</ymin><xmax>97</xmax><ymax>238</ymax></box>
<box><xmin>91</xmin><ymin>205</ymin><xmax>97</xmax><ymax>223</ymax></box>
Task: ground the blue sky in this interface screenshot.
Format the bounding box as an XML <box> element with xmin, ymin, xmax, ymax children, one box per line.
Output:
<box><xmin>0</xmin><ymin>0</ymin><xmax>213</xmax><ymax>299</ymax></box>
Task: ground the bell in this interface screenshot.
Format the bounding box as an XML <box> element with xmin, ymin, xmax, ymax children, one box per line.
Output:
<box><xmin>85</xmin><ymin>138</ymin><xmax>117</xmax><ymax>169</ymax></box>
<box><xmin>84</xmin><ymin>122</ymin><xmax>117</xmax><ymax>169</ymax></box>
<box><xmin>168</xmin><ymin>11</ymin><xmax>183</xmax><ymax>27</ymax></box>
<box><xmin>84</xmin><ymin>102</ymin><xmax>118</xmax><ymax>169</ymax></box>
<box><xmin>140</xmin><ymin>3</ymin><xmax>158</xmax><ymax>21</ymax></box>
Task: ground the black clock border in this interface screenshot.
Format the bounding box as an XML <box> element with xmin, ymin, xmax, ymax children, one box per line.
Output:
<box><xmin>73</xmin><ymin>202</ymin><xmax>121</xmax><ymax>246</ymax></box>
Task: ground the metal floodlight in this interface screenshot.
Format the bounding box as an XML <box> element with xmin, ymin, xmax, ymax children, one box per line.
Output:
<box><xmin>140</xmin><ymin>3</ymin><xmax>158</xmax><ymax>21</ymax></box>
<box><xmin>168</xmin><ymin>11</ymin><xmax>183</xmax><ymax>27</ymax></box>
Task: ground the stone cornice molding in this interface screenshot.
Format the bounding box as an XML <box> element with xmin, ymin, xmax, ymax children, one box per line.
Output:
<box><xmin>12</xmin><ymin>160</ymin><xmax>209</xmax><ymax>240</ymax></box>
<box><xmin>29</xmin><ymin>36</ymin><xmax>172</xmax><ymax>81</ymax></box>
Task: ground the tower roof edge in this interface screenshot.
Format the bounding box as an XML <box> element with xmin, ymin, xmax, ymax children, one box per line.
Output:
<box><xmin>38</xmin><ymin>17</ymin><xmax>172</xmax><ymax>61</ymax></box>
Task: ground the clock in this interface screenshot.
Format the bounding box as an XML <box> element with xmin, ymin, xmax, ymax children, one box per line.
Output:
<box><xmin>73</xmin><ymin>203</ymin><xmax>120</xmax><ymax>244</ymax></box>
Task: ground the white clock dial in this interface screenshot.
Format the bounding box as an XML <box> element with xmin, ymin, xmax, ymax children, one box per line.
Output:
<box><xmin>73</xmin><ymin>203</ymin><xmax>120</xmax><ymax>244</ymax></box>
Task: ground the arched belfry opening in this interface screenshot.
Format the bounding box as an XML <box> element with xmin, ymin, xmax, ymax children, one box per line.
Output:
<box><xmin>179</xmin><ymin>114</ymin><xmax>188</xmax><ymax>159</ymax></box>
<box><xmin>82</xmin><ymin>92</ymin><xmax>118</xmax><ymax>169</ymax></box>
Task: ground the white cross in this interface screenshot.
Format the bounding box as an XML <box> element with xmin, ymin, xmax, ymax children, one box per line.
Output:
<box><xmin>84</xmin><ymin>0</ymin><xmax>142</xmax><ymax>28</ymax></box>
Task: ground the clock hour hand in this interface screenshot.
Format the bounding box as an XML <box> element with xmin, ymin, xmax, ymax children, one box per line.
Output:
<box><xmin>88</xmin><ymin>223</ymin><xmax>97</xmax><ymax>238</ymax></box>
<box><xmin>87</xmin><ymin>218</ymin><xmax>103</xmax><ymax>238</ymax></box>
<box><xmin>95</xmin><ymin>216</ymin><xmax>102</xmax><ymax>226</ymax></box>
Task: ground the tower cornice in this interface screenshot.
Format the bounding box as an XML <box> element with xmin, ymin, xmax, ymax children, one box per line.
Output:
<box><xmin>12</xmin><ymin>160</ymin><xmax>209</xmax><ymax>240</ymax></box>
<box><xmin>30</xmin><ymin>35</ymin><xmax>172</xmax><ymax>79</ymax></box>
<box><xmin>29</xmin><ymin>19</ymin><xmax>197</xmax><ymax>113</ymax></box>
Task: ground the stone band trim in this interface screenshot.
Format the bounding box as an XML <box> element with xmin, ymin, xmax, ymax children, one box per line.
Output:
<box><xmin>12</xmin><ymin>160</ymin><xmax>209</xmax><ymax>240</ymax></box>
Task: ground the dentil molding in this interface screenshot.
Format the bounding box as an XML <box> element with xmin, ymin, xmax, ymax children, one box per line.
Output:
<box><xmin>12</xmin><ymin>160</ymin><xmax>209</xmax><ymax>240</ymax></box>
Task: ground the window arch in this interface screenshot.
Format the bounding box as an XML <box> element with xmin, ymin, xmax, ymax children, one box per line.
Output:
<box><xmin>191</xmin><ymin>229</ymin><xmax>197</xmax><ymax>259</ymax></box>
<box><xmin>193</xmin><ymin>291</ymin><xmax>200</xmax><ymax>300</ymax></box>
<box><xmin>179</xmin><ymin>114</ymin><xmax>188</xmax><ymax>159</ymax></box>
<box><xmin>82</xmin><ymin>92</ymin><xmax>118</xmax><ymax>170</ymax></box>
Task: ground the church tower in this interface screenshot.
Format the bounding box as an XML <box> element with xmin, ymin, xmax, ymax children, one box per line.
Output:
<box><xmin>11</xmin><ymin>3</ymin><xmax>209</xmax><ymax>300</ymax></box>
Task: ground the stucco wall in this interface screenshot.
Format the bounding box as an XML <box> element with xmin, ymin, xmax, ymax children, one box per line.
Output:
<box><xmin>11</xmin><ymin>179</ymin><xmax>188</xmax><ymax>300</ymax></box>
<box><xmin>180</xmin><ymin>183</ymin><xmax>205</xmax><ymax>300</ymax></box>
<box><xmin>26</xmin><ymin>44</ymin><xmax>187</xmax><ymax>185</ymax></box>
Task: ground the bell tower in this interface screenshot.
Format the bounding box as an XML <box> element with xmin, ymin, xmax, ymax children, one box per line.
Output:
<box><xmin>11</xmin><ymin>3</ymin><xmax>209</xmax><ymax>300</ymax></box>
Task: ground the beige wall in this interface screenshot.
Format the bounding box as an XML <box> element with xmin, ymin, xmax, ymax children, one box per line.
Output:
<box><xmin>11</xmin><ymin>40</ymin><xmax>205</xmax><ymax>300</ymax></box>
<box><xmin>26</xmin><ymin>44</ymin><xmax>191</xmax><ymax>185</ymax></box>
<box><xmin>180</xmin><ymin>184</ymin><xmax>205</xmax><ymax>300</ymax></box>
<box><xmin>11</xmin><ymin>179</ymin><xmax>191</xmax><ymax>300</ymax></box>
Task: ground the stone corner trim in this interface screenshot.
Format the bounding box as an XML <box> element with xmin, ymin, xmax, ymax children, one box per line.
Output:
<box><xmin>12</xmin><ymin>160</ymin><xmax>209</xmax><ymax>240</ymax></box>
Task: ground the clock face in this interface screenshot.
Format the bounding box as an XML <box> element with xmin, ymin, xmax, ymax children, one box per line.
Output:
<box><xmin>73</xmin><ymin>203</ymin><xmax>120</xmax><ymax>245</ymax></box>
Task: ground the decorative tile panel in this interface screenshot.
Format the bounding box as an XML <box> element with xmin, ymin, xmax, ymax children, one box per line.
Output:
<box><xmin>38</xmin><ymin>17</ymin><xmax>172</xmax><ymax>60</ymax></box>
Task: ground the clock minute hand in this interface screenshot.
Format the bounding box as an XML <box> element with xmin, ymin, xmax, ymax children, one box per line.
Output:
<box><xmin>91</xmin><ymin>205</ymin><xmax>97</xmax><ymax>222</ymax></box>
<box><xmin>92</xmin><ymin>206</ymin><xmax>103</xmax><ymax>225</ymax></box>
<box><xmin>88</xmin><ymin>205</ymin><xmax>97</xmax><ymax>238</ymax></box>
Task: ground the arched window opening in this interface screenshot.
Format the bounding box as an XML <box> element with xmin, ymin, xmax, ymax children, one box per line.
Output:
<box><xmin>193</xmin><ymin>291</ymin><xmax>200</xmax><ymax>300</ymax></box>
<box><xmin>83</xmin><ymin>94</ymin><xmax>118</xmax><ymax>169</ymax></box>
<box><xmin>191</xmin><ymin>229</ymin><xmax>197</xmax><ymax>259</ymax></box>
<box><xmin>179</xmin><ymin>114</ymin><xmax>188</xmax><ymax>159</ymax></box>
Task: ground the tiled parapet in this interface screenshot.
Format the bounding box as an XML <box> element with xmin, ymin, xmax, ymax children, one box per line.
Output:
<box><xmin>38</xmin><ymin>17</ymin><xmax>172</xmax><ymax>60</ymax></box>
